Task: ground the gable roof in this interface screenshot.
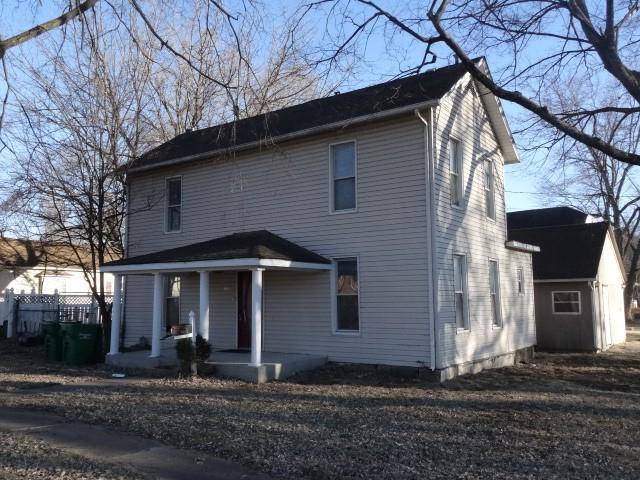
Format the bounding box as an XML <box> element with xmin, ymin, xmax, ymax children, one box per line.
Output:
<box><xmin>507</xmin><ymin>207</ymin><xmax>589</xmax><ymax>230</ymax></box>
<box><xmin>0</xmin><ymin>238</ymin><xmax>98</xmax><ymax>270</ymax></box>
<box><xmin>131</xmin><ymin>60</ymin><xmax>518</xmax><ymax>173</ymax></box>
<box><xmin>508</xmin><ymin>222</ymin><xmax>610</xmax><ymax>280</ymax></box>
<box><xmin>102</xmin><ymin>230</ymin><xmax>330</xmax><ymax>269</ymax></box>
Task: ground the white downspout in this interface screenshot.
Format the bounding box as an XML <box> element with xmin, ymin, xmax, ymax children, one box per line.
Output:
<box><xmin>415</xmin><ymin>108</ymin><xmax>439</xmax><ymax>370</ymax></box>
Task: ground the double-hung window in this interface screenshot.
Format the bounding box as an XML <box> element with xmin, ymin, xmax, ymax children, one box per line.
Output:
<box><xmin>331</xmin><ymin>142</ymin><xmax>356</xmax><ymax>212</ymax></box>
<box><xmin>485</xmin><ymin>159</ymin><xmax>496</xmax><ymax>219</ymax></box>
<box><xmin>449</xmin><ymin>139</ymin><xmax>463</xmax><ymax>206</ymax></box>
<box><xmin>489</xmin><ymin>260</ymin><xmax>501</xmax><ymax>326</ymax></box>
<box><xmin>552</xmin><ymin>291</ymin><xmax>581</xmax><ymax>314</ymax></box>
<box><xmin>517</xmin><ymin>267</ymin><xmax>524</xmax><ymax>295</ymax></box>
<box><xmin>165</xmin><ymin>275</ymin><xmax>181</xmax><ymax>332</ymax></box>
<box><xmin>453</xmin><ymin>254</ymin><xmax>468</xmax><ymax>330</ymax></box>
<box><xmin>166</xmin><ymin>177</ymin><xmax>182</xmax><ymax>232</ymax></box>
<box><xmin>335</xmin><ymin>258</ymin><xmax>359</xmax><ymax>332</ymax></box>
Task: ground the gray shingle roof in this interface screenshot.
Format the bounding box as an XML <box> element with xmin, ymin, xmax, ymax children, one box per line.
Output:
<box><xmin>102</xmin><ymin>230</ymin><xmax>330</xmax><ymax>267</ymax></box>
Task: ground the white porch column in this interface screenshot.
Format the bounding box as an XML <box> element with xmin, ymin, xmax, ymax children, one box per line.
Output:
<box><xmin>198</xmin><ymin>271</ymin><xmax>210</xmax><ymax>341</ymax></box>
<box><xmin>249</xmin><ymin>268</ymin><xmax>264</xmax><ymax>366</ymax></box>
<box><xmin>151</xmin><ymin>272</ymin><xmax>164</xmax><ymax>358</ymax></box>
<box><xmin>108</xmin><ymin>274</ymin><xmax>122</xmax><ymax>355</ymax></box>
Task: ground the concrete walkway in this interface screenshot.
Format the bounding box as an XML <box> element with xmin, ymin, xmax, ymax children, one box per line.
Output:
<box><xmin>0</xmin><ymin>408</ymin><xmax>271</xmax><ymax>480</ymax></box>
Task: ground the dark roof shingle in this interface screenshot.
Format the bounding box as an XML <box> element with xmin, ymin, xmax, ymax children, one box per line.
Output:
<box><xmin>133</xmin><ymin>62</ymin><xmax>469</xmax><ymax>170</ymax></box>
<box><xmin>102</xmin><ymin>230</ymin><xmax>330</xmax><ymax>267</ymax></box>
<box><xmin>508</xmin><ymin>222</ymin><xmax>609</xmax><ymax>280</ymax></box>
<box><xmin>507</xmin><ymin>207</ymin><xmax>589</xmax><ymax>230</ymax></box>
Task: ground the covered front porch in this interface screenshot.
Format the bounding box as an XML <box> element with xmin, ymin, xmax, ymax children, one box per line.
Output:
<box><xmin>101</xmin><ymin>230</ymin><xmax>332</xmax><ymax>382</ymax></box>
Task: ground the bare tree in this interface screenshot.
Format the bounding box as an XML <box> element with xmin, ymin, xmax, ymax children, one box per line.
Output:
<box><xmin>307</xmin><ymin>1</ymin><xmax>640</xmax><ymax>166</ymax></box>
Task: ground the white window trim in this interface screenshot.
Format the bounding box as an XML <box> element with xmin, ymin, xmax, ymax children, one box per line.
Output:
<box><xmin>551</xmin><ymin>291</ymin><xmax>582</xmax><ymax>315</ymax></box>
<box><xmin>484</xmin><ymin>159</ymin><xmax>496</xmax><ymax>221</ymax></box>
<box><xmin>164</xmin><ymin>175</ymin><xmax>183</xmax><ymax>234</ymax></box>
<box><xmin>453</xmin><ymin>253</ymin><xmax>470</xmax><ymax>332</ymax></box>
<box><xmin>449</xmin><ymin>137</ymin><xmax>464</xmax><ymax>208</ymax></box>
<box><xmin>330</xmin><ymin>256</ymin><xmax>361</xmax><ymax>335</ymax></box>
<box><xmin>517</xmin><ymin>267</ymin><xmax>525</xmax><ymax>296</ymax></box>
<box><xmin>329</xmin><ymin>140</ymin><xmax>358</xmax><ymax>214</ymax></box>
<box><xmin>489</xmin><ymin>259</ymin><xmax>502</xmax><ymax>328</ymax></box>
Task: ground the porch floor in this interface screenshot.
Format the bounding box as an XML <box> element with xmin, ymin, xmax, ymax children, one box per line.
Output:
<box><xmin>105</xmin><ymin>350</ymin><xmax>327</xmax><ymax>383</ymax></box>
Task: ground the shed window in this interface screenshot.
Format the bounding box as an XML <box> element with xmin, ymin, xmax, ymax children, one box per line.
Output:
<box><xmin>453</xmin><ymin>254</ymin><xmax>469</xmax><ymax>329</ymax></box>
<box><xmin>331</xmin><ymin>142</ymin><xmax>356</xmax><ymax>211</ymax></box>
<box><xmin>166</xmin><ymin>177</ymin><xmax>182</xmax><ymax>232</ymax></box>
<box><xmin>165</xmin><ymin>275</ymin><xmax>181</xmax><ymax>331</ymax></box>
<box><xmin>485</xmin><ymin>159</ymin><xmax>496</xmax><ymax>219</ymax></box>
<box><xmin>552</xmin><ymin>291</ymin><xmax>581</xmax><ymax>314</ymax></box>
<box><xmin>449</xmin><ymin>139</ymin><xmax>463</xmax><ymax>206</ymax></box>
<box><xmin>336</xmin><ymin>258</ymin><xmax>359</xmax><ymax>331</ymax></box>
<box><xmin>489</xmin><ymin>260</ymin><xmax>501</xmax><ymax>326</ymax></box>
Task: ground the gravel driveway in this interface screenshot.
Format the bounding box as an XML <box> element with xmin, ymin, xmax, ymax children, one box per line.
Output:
<box><xmin>1</xmin><ymin>334</ymin><xmax>639</xmax><ymax>479</ymax></box>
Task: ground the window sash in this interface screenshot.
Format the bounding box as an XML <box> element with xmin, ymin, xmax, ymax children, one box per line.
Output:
<box><xmin>331</xmin><ymin>143</ymin><xmax>356</xmax><ymax>211</ymax></box>
<box><xmin>552</xmin><ymin>291</ymin><xmax>581</xmax><ymax>314</ymax></box>
<box><xmin>453</xmin><ymin>255</ymin><xmax>468</xmax><ymax>329</ymax></box>
<box><xmin>485</xmin><ymin>160</ymin><xmax>495</xmax><ymax>219</ymax></box>
<box><xmin>166</xmin><ymin>178</ymin><xmax>182</xmax><ymax>231</ymax></box>
<box><xmin>489</xmin><ymin>261</ymin><xmax>501</xmax><ymax>326</ymax></box>
<box><xmin>517</xmin><ymin>268</ymin><xmax>524</xmax><ymax>294</ymax></box>
<box><xmin>449</xmin><ymin>140</ymin><xmax>462</xmax><ymax>205</ymax></box>
<box><xmin>336</xmin><ymin>258</ymin><xmax>359</xmax><ymax>331</ymax></box>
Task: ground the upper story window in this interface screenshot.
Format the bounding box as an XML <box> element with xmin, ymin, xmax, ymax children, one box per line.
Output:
<box><xmin>449</xmin><ymin>138</ymin><xmax>463</xmax><ymax>206</ymax></box>
<box><xmin>335</xmin><ymin>258</ymin><xmax>359</xmax><ymax>332</ymax></box>
<box><xmin>453</xmin><ymin>254</ymin><xmax>469</xmax><ymax>330</ymax></box>
<box><xmin>552</xmin><ymin>291</ymin><xmax>581</xmax><ymax>314</ymax></box>
<box><xmin>165</xmin><ymin>177</ymin><xmax>182</xmax><ymax>232</ymax></box>
<box><xmin>331</xmin><ymin>142</ymin><xmax>357</xmax><ymax>212</ymax></box>
<box><xmin>489</xmin><ymin>260</ymin><xmax>501</xmax><ymax>326</ymax></box>
<box><xmin>484</xmin><ymin>159</ymin><xmax>496</xmax><ymax>220</ymax></box>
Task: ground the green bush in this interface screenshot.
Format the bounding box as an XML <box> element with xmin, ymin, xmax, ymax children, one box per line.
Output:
<box><xmin>176</xmin><ymin>335</ymin><xmax>211</xmax><ymax>376</ymax></box>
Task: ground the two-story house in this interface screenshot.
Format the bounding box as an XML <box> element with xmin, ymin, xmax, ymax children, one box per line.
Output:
<box><xmin>102</xmin><ymin>60</ymin><xmax>538</xmax><ymax>382</ymax></box>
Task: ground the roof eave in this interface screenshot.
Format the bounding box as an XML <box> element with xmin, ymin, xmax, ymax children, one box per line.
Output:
<box><xmin>129</xmin><ymin>99</ymin><xmax>441</xmax><ymax>174</ymax></box>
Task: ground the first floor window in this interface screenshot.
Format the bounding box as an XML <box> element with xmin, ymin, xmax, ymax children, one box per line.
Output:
<box><xmin>517</xmin><ymin>267</ymin><xmax>524</xmax><ymax>295</ymax></box>
<box><xmin>552</xmin><ymin>291</ymin><xmax>581</xmax><ymax>314</ymax></box>
<box><xmin>453</xmin><ymin>254</ymin><xmax>468</xmax><ymax>329</ymax></box>
<box><xmin>336</xmin><ymin>258</ymin><xmax>359</xmax><ymax>331</ymax></box>
<box><xmin>166</xmin><ymin>275</ymin><xmax>181</xmax><ymax>331</ymax></box>
<box><xmin>166</xmin><ymin>177</ymin><xmax>182</xmax><ymax>232</ymax></box>
<box><xmin>489</xmin><ymin>260</ymin><xmax>501</xmax><ymax>326</ymax></box>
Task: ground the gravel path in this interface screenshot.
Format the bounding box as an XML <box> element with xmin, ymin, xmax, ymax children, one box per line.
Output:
<box><xmin>1</xmin><ymin>334</ymin><xmax>639</xmax><ymax>479</ymax></box>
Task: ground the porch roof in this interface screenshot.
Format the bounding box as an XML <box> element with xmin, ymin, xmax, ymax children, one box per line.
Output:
<box><xmin>101</xmin><ymin>230</ymin><xmax>332</xmax><ymax>273</ymax></box>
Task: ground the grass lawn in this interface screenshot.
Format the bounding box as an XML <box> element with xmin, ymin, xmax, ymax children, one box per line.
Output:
<box><xmin>1</xmin><ymin>334</ymin><xmax>639</xmax><ymax>479</ymax></box>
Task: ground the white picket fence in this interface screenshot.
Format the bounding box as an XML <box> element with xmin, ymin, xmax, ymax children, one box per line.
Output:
<box><xmin>1</xmin><ymin>289</ymin><xmax>113</xmax><ymax>338</ymax></box>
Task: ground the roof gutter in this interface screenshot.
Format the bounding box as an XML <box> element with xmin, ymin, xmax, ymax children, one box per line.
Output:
<box><xmin>130</xmin><ymin>99</ymin><xmax>441</xmax><ymax>174</ymax></box>
<box><xmin>415</xmin><ymin>107</ymin><xmax>439</xmax><ymax>371</ymax></box>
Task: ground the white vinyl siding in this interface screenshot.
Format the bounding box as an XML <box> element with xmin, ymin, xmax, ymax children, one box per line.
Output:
<box><xmin>165</xmin><ymin>177</ymin><xmax>182</xmax><ymax>232</ymax></box>
<box><xmin>453</xmin><ymin>254</ymin><xmax>469</xmax><ymax>330</ymax></box>
<box><xmin>552</xmin><ymin>291</ymin><xmax>581</xmax><ymax>314</ymax></box>
<box><xmin>331</xmin><ymin>142</ymin><xmax>357</xmax><ymax>212</ymax></box>
<box><xmin>124</xmin><ymin>117</ymin><xmax>431</xmax><ymax>367</ymax></box>
<box><xmin>489</xmin><ymin>260</ymin><xmax>501</xmax><ymax>327</ymax></box>
<box><xmin>449</xmin><ymin>138</ymin><xmax>462</xmax><ymax>206</ymax></box>
<box><xmin>484</xmin><ymin>159</ymin><xmax>495</xmax><ymax>220</ymax></box>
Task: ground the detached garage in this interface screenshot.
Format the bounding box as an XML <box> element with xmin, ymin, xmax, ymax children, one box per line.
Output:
<box><xmin>508</xmin><ymin>208</ymin><xmax>626</xmax><ymax>352</ymax></box>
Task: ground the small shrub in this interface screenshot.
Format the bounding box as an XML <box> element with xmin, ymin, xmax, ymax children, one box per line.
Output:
<box><xmin>176</xmin><ymin>335</ymin><xmax>211</xmax><ymax>376</ymax></box>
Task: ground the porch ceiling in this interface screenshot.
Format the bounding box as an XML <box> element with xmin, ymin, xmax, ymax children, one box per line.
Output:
<box><xmin>100</xmin><ymin>230</ymin><xmax>332</xmax><ymax>274</ymax></box>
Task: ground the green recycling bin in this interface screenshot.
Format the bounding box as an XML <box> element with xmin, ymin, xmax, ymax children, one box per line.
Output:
<box><xmin>61</xmin><ymin>323</ymin><xmax>101</xmax><ymax>365</ymax></box>
<box><xmin>43</xmin><ymin>322</ymin><xmax>63</xmax><ymax>361</ymax></box>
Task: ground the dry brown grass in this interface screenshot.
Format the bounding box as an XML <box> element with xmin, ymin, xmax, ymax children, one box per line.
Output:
<box><xmin>1</xmin><ymin>335</ymin><xmax>640</xmax><ymax>479</ymax></box>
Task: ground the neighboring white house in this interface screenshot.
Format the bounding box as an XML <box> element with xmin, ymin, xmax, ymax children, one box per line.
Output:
<box><xmin>0</xmin><ymin>238</ymin><xmax>113</xmax><ymax>295</ymax></box>
<box><xmin>102</xmin><ymin>59</ymin><xmax>539</xmax><ymax>381</ymax></box>
<box><xmin>508</xmin><ymin>207</ymin><xmax>627</xmax><ymax>352</ymax></box>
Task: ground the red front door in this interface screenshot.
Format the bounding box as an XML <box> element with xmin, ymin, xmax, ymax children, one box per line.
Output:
<box><xmin>237</xmin><ymin>271</ymin><xmax>252</xmax><ymax>349</ymax></box>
